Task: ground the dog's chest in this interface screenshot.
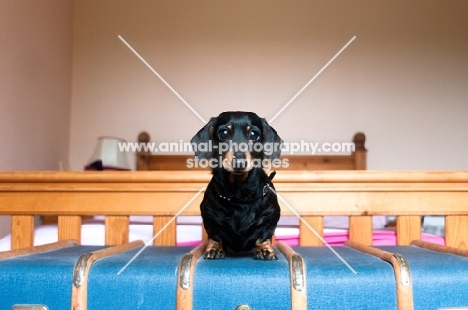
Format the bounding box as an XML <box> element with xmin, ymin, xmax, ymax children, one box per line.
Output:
<box><xmin>216</xmin><ymin>201</ymin><xmax>264</xmax><ymax>233</ymax></box>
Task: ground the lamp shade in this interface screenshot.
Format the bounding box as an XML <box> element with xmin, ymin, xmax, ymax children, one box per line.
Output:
<box><xmin>85</xmin><ymin>137</ymin><xmax>131</xmax><ymax>170</ymax></box>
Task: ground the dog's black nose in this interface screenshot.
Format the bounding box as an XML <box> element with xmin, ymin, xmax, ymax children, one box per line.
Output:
<box><xmin>232</xmin><ymin>152</ymin><xmax>247</xmax><ymax>170</ymax></box>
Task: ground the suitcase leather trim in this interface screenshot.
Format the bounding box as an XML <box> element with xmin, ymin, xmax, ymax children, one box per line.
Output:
<box><xmin>277</xmin><ymin>241</ymin><xmax>307</xmax><ymax>310</ymax></box>
<box><xmin>411</xmin><ymin>240</ymin><xmax>468</xmax><ymax>258</ymax></box>
<box><xmin>71</xmin><ymin>240</ymin><xmax>144</xmax><ymax>310</ymax></box>
<box><xmin>0</xmin><ymin>240</ymin><xmax>77</xmax><ymax>260</ymax></box>
<box><xmin>345</xmin><ymin>240</ymin><xmax>414</xmax><ymax>310</ymax></box>
<box><xmin>176</xmin><ymin>242</ymin><xmax>206</xmax><ymax>310</ymax></box>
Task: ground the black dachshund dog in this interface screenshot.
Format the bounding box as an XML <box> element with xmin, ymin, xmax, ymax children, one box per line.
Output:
<box><xmin>190</xmin><ymin>111</ymin><xmax>282</xmax><ymax>260</ymax></box>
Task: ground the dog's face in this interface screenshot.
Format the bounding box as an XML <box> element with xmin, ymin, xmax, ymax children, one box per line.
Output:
<box><xmin>191</xmin><ymin>111</ymin><xmax>282</xmax><ymax>174</ymax></box>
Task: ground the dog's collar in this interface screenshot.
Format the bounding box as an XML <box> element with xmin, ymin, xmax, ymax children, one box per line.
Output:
<box><xmin>215</xmin><ymin>171</ymin><xmax>276</xmax><ymax>203</ymax></box>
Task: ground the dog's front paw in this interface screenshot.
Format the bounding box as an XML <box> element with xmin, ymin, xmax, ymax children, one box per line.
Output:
<box><xmin>254</xmin><ymin>248</ymin><xmax>278</xmax><ymax>260</ymax></box>
<box><xmin>204</xmin><ymin>239</ymin><xmax>225</xmax><ymax>259</ymax></box>
<box><xmin>204</xmin><ymin>248</ymin><xmax>225</xmax><ymax>259</ymax></box>
<box><xmin>254</xmin><ymin>238</ymin><xmax>278</xmax><ymax>260</ymax></box>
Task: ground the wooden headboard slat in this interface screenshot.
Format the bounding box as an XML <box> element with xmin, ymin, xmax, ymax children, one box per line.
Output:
<box><xmin>349</xmin><ymin>216</ymin><xmax>373</xmax><ymax>245</ymax></box>
<box><xmin>58</xmin><ymin>215</ymin><xmax>82</xmax><ymax>243</ymax></box>
<box><xmin>396</xmin><ymin>215</ymin><xmax>422</xmax><ymax>245</ymax></box>
<box><xmin>299</xmin><ymin>215</ymin><xmax>324</xmax><ymax>246</ymax></box>
<box><xmin>153</xmin><ymin>216</ymin><xmax>177</xmax><ymax>246</ymax></box>
<box><xmin>11</xmin><ymin>215</ymin><xmax>34</xmax><ymax>250</ymax></box>
<box><xmin>445</xmin><ymin>215</ymin><xmax>468</xmax><ymax>249</ymax></box>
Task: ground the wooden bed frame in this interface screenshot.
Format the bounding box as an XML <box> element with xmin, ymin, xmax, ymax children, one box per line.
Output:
<box><xmin>1</xmin><ymin>170</ymin><xmax>468</xmax><ymax>251</ymax></box>
<box><xmin>1</xmin><ymin>132</ymin><xmax>467</xmax><ymax>251</ymax></box>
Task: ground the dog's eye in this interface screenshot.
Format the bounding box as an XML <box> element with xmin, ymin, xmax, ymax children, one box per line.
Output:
<box><xmin>218</xmin><ymin>129</ymin><xmax>229</xmax><ymax>140</ymax></box>
<box><xmin>248</xmin><ymin>130</ymin><xmax>260</xmax><ymax>141</ymax></box>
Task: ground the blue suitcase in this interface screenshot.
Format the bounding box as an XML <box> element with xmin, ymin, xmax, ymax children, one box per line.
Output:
<box><xmin>2</xmin><ymin>239</ymin><xmax>468</xmax><ymax>310</ymax></box>
<box><xmin>86</xmin><ymin>242</ymin><xmax>292</xmax><ymax>310</ymax></box>
<box><xmin>0</xmin><ymin>240</ymin><xmax>104</xmax><ymax>310</ymax></box>
<box><xmin>344</xmin><ymin>240</ymin><xmax>468</xmax><ymax>310</ymax></box>
<box><xmin>84</xmin><ymin>244</ymin><xmax>195</xmax><ymax>309</ymax></box>
<box><xmin>1</xmin><ymin>240</ymin><xmax>194</xmax><ymax>310</ymax></box>
<box><xmin>294</xmin><ymin>245</ymin><xmax>398</xmax><ymax>309</ymax></box>
<box><xmin>0</xmin><ymin>241</ymin><xmax>291</xmax><ymax>310</ymax></box>
<box><xmin>381</xmin><ymin>242</ymin><xmax>468</xmax><ymax>309</ymax></box>
<box><xmin>187</xmin><ymin>241</ymin><xmax>468</xmax><ymax>310</ymax></box>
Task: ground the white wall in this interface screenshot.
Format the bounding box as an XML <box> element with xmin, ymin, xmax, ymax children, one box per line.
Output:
<box><xmin>0</xmin><ymin>0</ymin><xmax>73</xmax><ymax>238</ymax></box>
<box><xmin>69</xmin><ymin>0</ymin><xmax>468</xmax><ymax>171</ymax></box>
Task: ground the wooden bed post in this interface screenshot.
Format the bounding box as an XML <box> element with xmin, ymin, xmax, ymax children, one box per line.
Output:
<box><xmin>352</xmin><ymin>132</ymin><xmax>366</xmax><ymax>170</ymax></box>
<box><xmin>136</xmin><ymin>131</ymin><xmax>151</xmax><ymax>171</ymax></box>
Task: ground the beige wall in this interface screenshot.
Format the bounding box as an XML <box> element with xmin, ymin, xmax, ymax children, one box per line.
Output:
<box><xmin>0</xmin><ymin>0</ymin><xmax>73</xmax><ymax>237</ymax></box>
<box><xmin>0</xmin><ymin>0</ymin><xmax>466</xmax><ymax>240</ymax></box>
<box><xmin>70</xmin><ymin>0</ymin><xmax>468</xmax><ymax>171</ymax></box>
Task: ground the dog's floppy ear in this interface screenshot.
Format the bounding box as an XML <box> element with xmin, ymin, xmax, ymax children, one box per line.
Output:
<box><xmin>261</xmin><ymin>118</ymin><xmax>283</xmax><ymax>160</ymax></box>
<box><xmin>190</xmin><ymin>117</ymin><xmax>217</xmax><ymax>160</ymax></box>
